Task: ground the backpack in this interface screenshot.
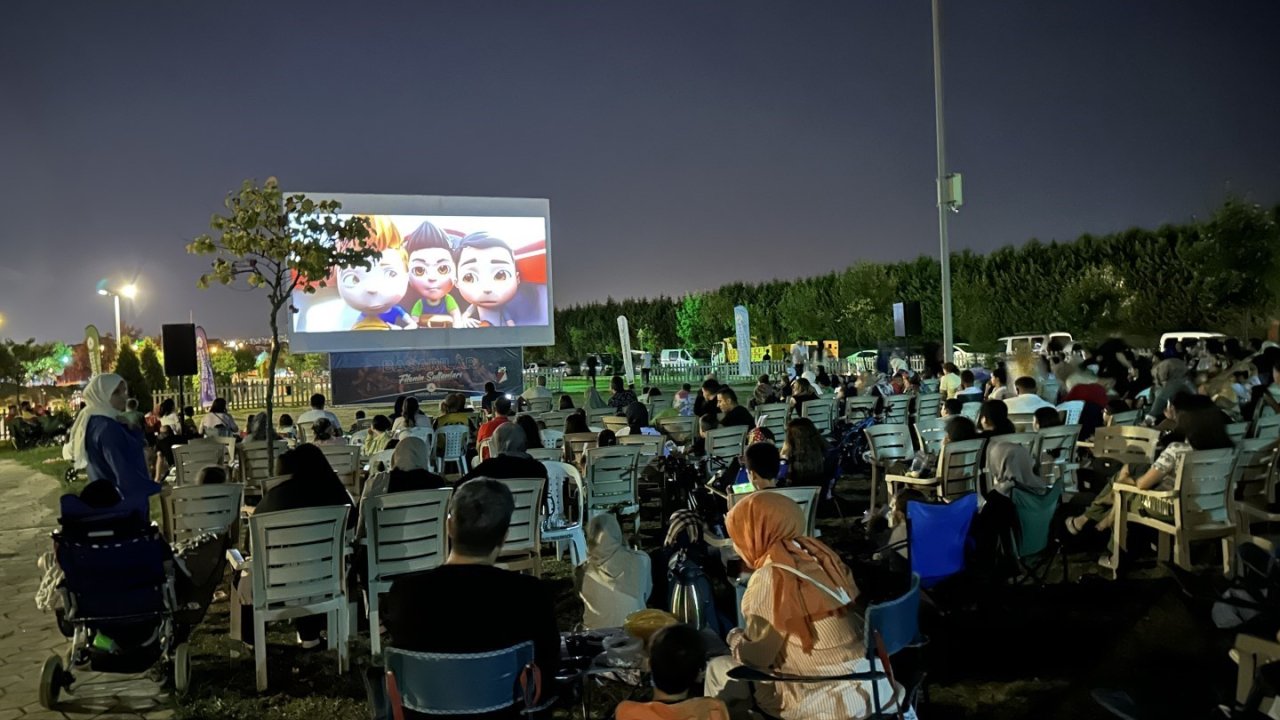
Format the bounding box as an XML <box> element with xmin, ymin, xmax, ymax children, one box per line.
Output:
<box><xmin>668</xmin><ymin>550</ymin><xmax>728</xmax><ymax>638</ymax></box>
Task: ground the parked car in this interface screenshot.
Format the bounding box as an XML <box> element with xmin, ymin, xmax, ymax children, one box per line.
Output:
<box><xmin>578</xmin><ymin>354</ymin><xmax>616</xmax><ymax>377</ymax></box>
<box><xmin>659</xmin><ymin>348</ymin><xmax>695</xmax><ymax>367</ymax></box>
<box><xmin>1157</xmin><ymin>331</ymin><xmax>1224</xmax><ymax>351</ymax></box>
<box><xmin>998</xmin><ymin>332</ymin><xmax>1074</xmax><ymax>356</ymax></box>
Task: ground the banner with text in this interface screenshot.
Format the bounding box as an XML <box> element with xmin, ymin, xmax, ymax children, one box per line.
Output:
<box><xmin>196</xmin><ymin>326</ymin><xmax>216</xmax><ymax>410</ymax></box>
<box><xmin>617</xmin><ymin>316</ymin><xmax>635</xmax><ymax>381</ymax></box>
<box><xmin>733</xmin><ymin>305</ymin><xmax>751</xmax><ymax>377</ymax></box>
<box><xmin>85</xmin><ymin>325</ymin><xmax>102</xmax><ymax>377</ymax></box>
<box><xmin>329</xmin><ymin>347</ymin><xmax>524</xmax><ymax>406</ymax></box>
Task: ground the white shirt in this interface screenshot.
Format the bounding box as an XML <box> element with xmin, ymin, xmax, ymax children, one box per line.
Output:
<box><xmin>1003</xmin><ymin>393</ymin><xmax>1055</xmax><ymax>414</ymax></box>
<box><xmin>792</xmin><ymin>345</ymin><xmax>807</xmax><ymax>364</ymax></box>
<box><xmin>391</xmin><ymin>414</ymin><xmax>429</xmax><ymax>435</ymax></box>
<box><xmin>641</xmin><ymin>352</ymin><xmax>652</xmax><ymax>369</ymax></box>
<box><xmin>297</xmin><ymin>408</ymin><xmax>343</xmax><ymax>434</ymax></box>
<box><xmin>160</xmin><ymin>412</ymin><xmax>183</xmax><ymax>433</ymax></box>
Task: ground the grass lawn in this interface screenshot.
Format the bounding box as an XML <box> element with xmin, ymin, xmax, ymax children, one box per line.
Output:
<box><xmin>0</xmin><ymin>443</ymin><xmax>72</xmax><ymax>483</ymax></box>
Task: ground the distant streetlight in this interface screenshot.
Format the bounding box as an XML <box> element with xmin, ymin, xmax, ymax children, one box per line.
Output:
<box><xmin>97</xmin><ymin>281</ymin><xmax>139</xmax><ymax>350</ymax></box>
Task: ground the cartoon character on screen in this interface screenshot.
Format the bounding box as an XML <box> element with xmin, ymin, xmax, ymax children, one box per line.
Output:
<box><xmin>455</xmin><ymin>232</ymin><xmax>548</xmax><ymax>328</ymax></box>
<box><xmin>334</xmin><ymin>216</ymin><xmax>418</xmax><ymax>331</ymax></box>
<box><xmin>403</xmin><ymin>221</ymin><xmax>464</xmax><ymax>329</ymax></box>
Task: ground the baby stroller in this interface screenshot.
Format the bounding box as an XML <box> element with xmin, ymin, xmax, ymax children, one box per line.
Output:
<box><xmin>39</xmin><ymin>493</ymin><xmax>193</xmax><ymax>709</ymax></box>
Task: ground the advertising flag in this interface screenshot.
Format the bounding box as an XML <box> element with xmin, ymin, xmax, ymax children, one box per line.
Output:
<box><xmin>734</xmin><ymin>305</ymin><xmax>751</xmax><ymax>377</ymax></box>
<box><xmin>196</xmin><ymin>326</ymin><xmax>216</xmax><ymax>410</ymax></box>
<box><xmin>85</xmin><ymin>325</ymin><xmax>102</xmax><ymax>377</ymax></box>
<box><xmin>618</xmin><ymin>316</ymin><xmax>635</xmax><ymax>381</ymax></box>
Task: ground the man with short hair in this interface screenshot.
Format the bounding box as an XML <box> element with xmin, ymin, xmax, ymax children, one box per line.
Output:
<box><xmin>461</xmin><ymin>424</ymin><xmax>549</xmax><ymax>483</ymax></box>
<box><xmin>477</xmin><ymin>396</ymin><xmax>513</xmax><ymax>448</ymax></box>
<box><xmin>1003</xmin><ymin>376</ymin><xmax>1055</xmax><ymax>414</ymax></box>
<box><xmin>791</xmin><ymin>341</ymin><xmax>807</xmax><ymax>380</ymax></box>
<box><xmin>694</xmin><ymin>379</ymin><xmax>721</xmax><ymax>418</ymax></box>
<box><xmin>744</xmin><ymin>441</ymin><xmax>781</xmax><ymax>491</ymax></box>
<box><xmin>297</xmin><ymin>393</ymin><xmax>342</xmax><ymax>435</ymax></box>
<box><xmin>751</xmin><ymin>374</ymin><xmax>777</xmax><ymax>410</ymax></box>
<box><xmin>480</xmin><ymin>381</ymin><xmax>503</xmax><ymax>414</ymax></box>
<box><xmin>717</xmin><ymin>387</ymin><xmax>755</xmax><ymax>429</ymax></box>
<box><xmin>956</xmin><ymin>370</ymin><xmax>983</xmax><ymax>401</ymax></box>
<box><xmin>382</xmin><ymin>479</ymin><xmax>559</xmax><ymax>717</ymax></box>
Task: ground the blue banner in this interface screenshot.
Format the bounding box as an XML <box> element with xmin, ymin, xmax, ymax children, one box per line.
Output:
<box><xmin>329</xmin><ymin>347</ymin><xmax>523</xmax><ymax>406</ymax></box>
<box><xmin>196</xmin><ymin>326</ymin><xmax>216</xmax><ymax>410</ymax></box>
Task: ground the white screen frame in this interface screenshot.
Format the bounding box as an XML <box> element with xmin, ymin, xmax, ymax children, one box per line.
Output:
<box><xmin>285</xmin><ymin>193</ymin><xmax>553</xmax><ymax>353</ymax></box>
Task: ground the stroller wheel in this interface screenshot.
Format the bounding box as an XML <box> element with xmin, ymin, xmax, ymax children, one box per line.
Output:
<box><xmin>39</xmin><ymin>655</ymin><xmax>64</xmax><ymax>709</ymax></box>
<box><xmin>173</xmin><ymin>643</ymin><xmax>190</xmax><ymax>695</ymax></box>
<box><xmin>63</xmin><ymin>467</ymin><xmax>78</xmax><ymax>484</ymax></box>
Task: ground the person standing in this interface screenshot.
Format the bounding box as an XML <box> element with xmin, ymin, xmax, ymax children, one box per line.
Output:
<box><xmin>587</xmin><ymin>354</ymin><xmax>600</xmax><ymax>390</ymax></box>
<box><xmin>641</xmin><ymin>350</ymin><xmax>653</xmax><ymax>387</ymax></box>
<box><xmin>791</xmin><ymin>342</ymin><xmax>807</xmax><ymax>380</ymax></box>
<box><xmin>69</xmin><ymin>374</ymin><xmax>161</xmax><ymax>522</ymax></box>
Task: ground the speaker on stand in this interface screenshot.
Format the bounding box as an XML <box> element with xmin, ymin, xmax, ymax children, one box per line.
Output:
<box><xmin>162</xmin><ymin>324</ymin><xmax>197</xmax><ymax>411</ymax></box>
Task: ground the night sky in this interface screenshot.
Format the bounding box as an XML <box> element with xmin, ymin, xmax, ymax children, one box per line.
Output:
<box><xmin>2</xmin><ymin>1</ymin><xmax>1278</xmax><ymax>343</ymax></box>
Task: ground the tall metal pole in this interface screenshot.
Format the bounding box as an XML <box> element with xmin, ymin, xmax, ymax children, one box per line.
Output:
<box><xmin>113</xmin><ymin>294</ymin><xmax>122</xmax><ymax>350</ymax></box>
<box><xmin>932</xmin><ymin>0</ymin><xmax>954</xmax><ymax>364</ymax></box>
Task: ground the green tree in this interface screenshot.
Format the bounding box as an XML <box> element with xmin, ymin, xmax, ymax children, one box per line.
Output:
<box><xmin>113</xmin><ymin>344</ymin><xmax>151</xmax><ymax>410</ymax></box>
<box><xmin>139</xmin><ymin>341</ymin><xmax>166</xmax><ymax>402</ymax></box>
<box><xmin>211</xmin><ymin>351</ymin><xmax>237</xmax><ymax>383</ymax></box>
<box><xmin>233</xmin><ymin>347</ymin><xmax>258</xmax><ymax>375</ymax></box>
<box><xmin>187</xmin><ymin>177</ymin><xmax>375</xmax><ymax>471</ymax></box>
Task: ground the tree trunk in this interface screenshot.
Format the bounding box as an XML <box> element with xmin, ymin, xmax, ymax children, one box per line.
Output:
<box><xmin>265</xmin><ymin>299</ymin><xmax>283</xmax><ymax>474</ymax></box>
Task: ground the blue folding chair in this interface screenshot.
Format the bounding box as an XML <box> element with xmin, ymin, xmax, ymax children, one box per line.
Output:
<box><xmin>907</xmin><ymin>492</ymin><xmax>979</xmax><ymax>588</ymax></box>
<box><xmin>865</xmin><ymin>573</ymin><xmax>925</xmax><ymax>713</ymax></box>
<box><xmin>383</xmin><ymin>641</ymin><xmax>550</xmax><ymax>719</ymax></box>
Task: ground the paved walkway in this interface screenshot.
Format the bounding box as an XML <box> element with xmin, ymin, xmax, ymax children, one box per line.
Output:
<box><xmin>0</xmin><ymin>460</ymin><xmax>172</xmax><ymax>720</ymax></box>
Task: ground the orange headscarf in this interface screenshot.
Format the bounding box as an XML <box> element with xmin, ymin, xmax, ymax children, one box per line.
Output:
<box><xmin>726</xmin><ymin>491</ymin><xmax>858</xmax><ymax>653</ymax></box>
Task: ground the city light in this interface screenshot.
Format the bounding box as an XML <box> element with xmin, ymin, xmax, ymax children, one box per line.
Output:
<box><xmin>120</xmin><ymin>283</ymin><xmax>138</xmax><ymax>299</ymax></box>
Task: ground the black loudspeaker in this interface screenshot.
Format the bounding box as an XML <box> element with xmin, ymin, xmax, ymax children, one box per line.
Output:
<box><xmin>893</xmin><ymin>301</ymin><xmax>922</xmax><ymax>337</ymax></box>
<box><xmin>162</xmin><ymin>324</ymin><xmax>198</xmax><ymax>377</ymax></box>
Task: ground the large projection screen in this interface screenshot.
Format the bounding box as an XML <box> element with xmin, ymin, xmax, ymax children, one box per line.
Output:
<box><xmin>287</xmin><ymin>193</ymin><xmax>552</xmax><ymax>353</ymax></box>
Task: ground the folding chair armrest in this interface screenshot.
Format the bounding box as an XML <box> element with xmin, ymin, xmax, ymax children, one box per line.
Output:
<box><xmin>1076</xmin><ymin>441</ymin><xmax>1095</xmax><ymax>450</ymax></box>
<box><xmin>1111</xmin><ymin>484</ymin><xmax>1176</xmax><ymax>499</ymax></box>
<box><xmin>883</xmin><ymin>473</ymin><xmax>938</xmax><ymax>487</ymax></box>
<box><xmin>227</xmin><ymin>549</ymin><xmax>251</xmax><ymax>573</ymax></box>
<box><xmin>726</xmin><ymin>665</ymin><xmax>886</xmax><ymax>683</ymax></box>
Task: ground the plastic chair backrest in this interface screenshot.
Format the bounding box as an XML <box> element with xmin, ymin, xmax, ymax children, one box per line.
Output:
<box><xmin>368</xmin><ymin>449</ymin><xmax>396</xmax><ymax>473</ymax></box>
<box><xmin>439</xmin><ymin>425</ymin><xmax>470</xmax><ymax>460</ymax></box>
<box><xmin>991</xmin><ymin>432</ymin><xmax>1037</xmax><ymax>458</ymax></box>
<box><xmin>1226</xmin><ymin>422</ymin><xmax>1251</xmax><ymax>446</ymax></box>
<box><xmin>385</xmin><ymin>642</ymin><xmax>535</xmax><ymax>716</ymax></box>
<box><xmin>294</xmin><ymin>421</ymin><xmax>315</xmax><ymax>444</ymax></box>
<box><xmin>914</xmin><ymin>393</ymin><xmax>942</xmax><ymax>421</ymax></box>
<box><xmin>1174</xmin><ymin>448</ymin><xmax>1237</xmax><ymax>527</ymax></box>
<box><xmin>1010</xmin><ymin>482</ymin><xmax>1064</xmax><ymax>557</ymax></box>
<box><xmin>1253</xmin><ymin>414</ymin><xmax>1280</xmax><ymax>441</ymax></box>
<box><xmin>764</xmin><ymin>486</ymin><xmax>819</xmax><ymax>536</ymax></box>
<box><xmin>364</xmin><ymin>488</ymin><xmax>451</xmax><ymax>584</ymax></box>
<box><xmin>618</xmin><ymin>433</ymin><xmax>663</xmax><ymax>457</ymax></box>
<box><xmin>1107</xmin><ymin>409</ymin><xmax>1142</xmax><ymax>427</ymax></box>
<box><xmin>402</xmin><ymin>425</ymin><xmax>434</xmax><ymax>445</ymax></box>
<box><xmin>755</xmin><ymin>402</ymin><xmax>789</xmax><ymax>439</ymax></box>
<box><xmin>959</xmin><ymin>402</ymin><xmax>982</xmax><ymax>422</ymax></box>
<box><xmin>914</xmin><ymin>417</ymin><xmax>947</xmax><ymax>455</ymax></box>
<box><xmin>865</xmin><ymin>424</ymin><xmax>913</xmax><ymax>465</ymax></box>
<box><xmin>164</xmin><ymin>483</ymin><xmax>244</xmax><ymax>544</ymax></box>
<box><xmin>541</xmin><ymin>461</ymin><xmax>585</xmax><ymax>530</ymax></box>
<box><xmin>706</xmin><ymin>426</ymin><xmax>748</xmax><ymax>466</ymax></box>
<box><xmin>320</xmin><ymin>444</ymin><xmax>362</xmax><ymax>496</ymax></box>
<box><xmin>585</xmin><ymin>446</ymin><xmax>640</xmax><ymax>508</ymax></box>
<box><xmin>845</xmin><ymin>396</ymin><xmax>878</xmax><ymax>422</ymax></box>
<box><xmin>347</xmin><ymin>429</ymin><xmax>370</xmax><ymax>449</ymax></box>
<box><xmin>587</xmin><ymin>407</ymin><xmax>614</xmax><ymax>427</ymax></box>
<box><xmin>602</xmin><ymin>416</ymin><xmax>629</xmax><ymax>432</ymax></box>
<box><xmin>802</xmin><ymin>399</ymin><xmax>834</xmax><ymax>437</ymax></box>
<box><xmin>239</xmin><ymin>440</ymin><xmax>289</xmax><ymax>487</ymax></box>
<box><xmin>564</xmin><ymin>432</ymin><xmax>600</xmax><ymax>463</ymax></box>
<box><xmin>937</xmin><ymin>439</ymin><xmax>986</xmax><ymax>499</ymax></box>
<box><xmin>1035</xmin><ymin>424</ymin><xmax>1082</xmax><ymax>460</ymax></box>
<box><xmin>527</xmin><ymin>447</ymin><xmax>563</xmax><ymax>462</ymax></box>
<box><xmin>656</xmin><ymin>416</ymin><xmax>696</xmax><ymax>445</ymax></box>
<box><xmin>1008</xmin><ymin>414</ymin><xmax>1037</xmax><ymax>433</ymax></box>
<box><xmin>497</xmin><ymin>478</ymin><xmax>545</xmax><ymax>556</ymax></box>
<box><xmin>249</xmin><ymin>505</ymin><xmax>349</xmax><ymax>609</ymax></box>
<box><xmin>1055</xmin><ymin>400</ymin><xmax>1085</xmax><ymax>426</ymax></box>
<box><xmin>526</xmin><ymin>397</ymin><xmax>553</xmax><ymax>414</ymax></box>
<box><xmin>1091</xmin><ymin>426</ymin><xmax>1161</xmax><ymax>465</ymax></box>
<box><xmin>173</xmin><ymin>442</ymin><xmax>226</xmax><ymax>486</ymax></box>
<box><xmin>864</xmin><ymin>573</ymin><xmax>921</xmax><ymax>657</ymax></box>
<box><xmin>540</xmin><ymin>429</ymin><xmax>565</xmax><ymax>448</ymax></box>
<box><xmin>1233</xmin><ymin>438</ymin><xmax>1278</xmax><ymax>509</ymax></box>
<box><xmin>884</xmin><ymin>395</ymin><xmax>912</xmax><ymax>425</ymax></box>
<box><xmin>907</xmin><ymin>493</ymin><xmax>978</xmax><ymax>588</ymax></box>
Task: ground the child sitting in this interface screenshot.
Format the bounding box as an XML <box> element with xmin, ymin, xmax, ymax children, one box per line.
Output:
<box><xmin>615</xmin><ymin>624</ymin><xmax>730</xmax><ymax>720</ymax></box>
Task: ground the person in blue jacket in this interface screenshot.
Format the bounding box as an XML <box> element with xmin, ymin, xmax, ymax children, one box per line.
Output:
<box><xmin>67</xmin><ymin>373</ymin><xmax>161</xmax><ymax>522</ymax></box>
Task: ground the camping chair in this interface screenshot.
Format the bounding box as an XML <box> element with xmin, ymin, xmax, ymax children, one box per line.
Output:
<box><xmin>885</xmin><ymin>438</ymin><xmax>985</xmax><ymax>503</ymax></box>
<box><xmin>363</xmin><ymin>488</ymin><xmax>451</xmax><ymax>657</ymax></box>
<box><xmin>383</xmin><ymin>641</ymin><xmax>551</xmax><ymax>719</ymax></box>
<box><xmin>584</xmin><ymin>446</ymin><xmax>642</xmax><ymax>534</ymax></box>
<box><xmin>705</xmin><ymin>426</ymin><xmax>748</xmax><ymax>474</ymax></box>
<box><xmin>161</xmin><ymin>483</ymin><xmax>244</xmax><ymax>545</ymax></box>
<box><xmin>913</xmin><ymin>393</ymin><xmax>942</xmax><ymax>422</ymax></box>
<box><xmin>1008</xmin><ymin>482</ymin><xmax>1067</xmax><ymax>585</ymax></box>
<box><xmin>1231</xmin><ymin>439</ymin><xmax>1280</xmax><ymax>538</ymax></box>
<box><xmin>1035</xmin><ymin>424</ymin><xmax>1083</xmax><ymax>494</ymax></box>
<box><xmin>913</xmin><ymin>417</ymin><xmax>947</xmax><ymax>455</ymax></box>
<box><xmin>864</xmin><ymin>573</ymin><xmax>926</xmax><ymax>713</ymax></box>
<box><xmin>229</xmin><ymin>506</ymin><xmax>351</xmax><ymax>691</ymax></box>
<box><xmin>1109</xmin><ymin>447</ymin><xmax>1238</xmax><ymax>576</ymax></box>
<box><xmin>801</xmin><ymin>398</ymin><xmax>836</xmax><ymax>440</ymax></box>
<box><xmin>754</xmin><ymin>402</ymin><xmax>789</xmax><ymax>440</ymax></box>
<box><xmin>864</xmin><ymin>424</ymin><xmax>915</xmax><ymax>513</ymax></box>
<box><xmin>540</xmin><ymin>461</ymin><xmax>587</xmax><ymax>565</ymax></box>
<box><xmin>172</xmin><ymin>442</ymin><xmax>225</xmax><ymax>487</ymax></box>
<box><xmin>845</xmin><ymin>395</ymin><xmax>879</xmax><ymax>423</ymax></box>
<box><xmin>1252</xmin><ymin>414</ymin><xmax>1280</xmax><ymax>441</ymax></box>
<box><xmin>319</xmin><ymin>444</ymin><xmax>362</xmax><ymax>498</ymax></box>
<box><xmin>883</xmin><ymin>395</ymin><xmax>912</xmax><ymax>425</ymax></box>
<box><xmin>1056</xmin><ymin>400</ymin><xmax>1085</xmax><ymax>426</ymax></box>
<box><xmin>495</xmin><ymin>478</ymin><xmax>546</xmax><ymax>577</ymax></box>
<box><xmin>438</xmin><ymin>425</ymin><xmax>471</xmax><ymax>477</ymax></box>
<box><xmin>907</xmin><ymin>493</ymin><xmax>980</xmax><ymax>588</ymax></box>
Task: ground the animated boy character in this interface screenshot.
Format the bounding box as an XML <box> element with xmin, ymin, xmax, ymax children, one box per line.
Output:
<box><xmin>403</xmin><ymin>220</ymin><xmax>463</xmax><ymax>329</ymax></box>
<box><xmin>334</xmin><ymin>216</ymin><xmax>418</xmax><ymax>331</ymax></box>
<box><xmin>455</xmin><ymin>232</ymin><xmax>548</xmax><ymax>328</ymax></box>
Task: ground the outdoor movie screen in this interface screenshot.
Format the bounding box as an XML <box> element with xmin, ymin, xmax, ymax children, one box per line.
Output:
<box><xmin>287</xmin><ymin>194</ymin><xmax>552</xmax><ymax>354</ymax></box>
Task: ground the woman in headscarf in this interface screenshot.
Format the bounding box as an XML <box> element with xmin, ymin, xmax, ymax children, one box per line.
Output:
<box><xmin>69</xmin><ymin>373</ymin><xmax>160</xmax><ymax>522</ymax></box>
<box><xmin>357</xmin><ymin>436</ymin><xmax>445</xmax><ymax>535</ymax></box>
<box><xmin>703</xmin><ymin>492</ymin><xmax>908</xmax><ymax>720</ymax></box>
<box><xmin>1145</xmin><ymin>358</ymin><xmax>1195</xmax><ymax>425</ymax></box>
<box><xmin>578</xmin><ymin>513</ymin><xmax>652</xmax><ymax>630</ymax></box>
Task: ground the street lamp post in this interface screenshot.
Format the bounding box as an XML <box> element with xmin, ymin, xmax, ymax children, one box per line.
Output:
<box><xmin>932</xmin><ymin>0</ymin><xmax>955</xmax><ymax>364</ymax></box>
<box><xmin>97</xmin><ymin>283</ymin><xmax>138</xmax><ymax>351</ymax></box>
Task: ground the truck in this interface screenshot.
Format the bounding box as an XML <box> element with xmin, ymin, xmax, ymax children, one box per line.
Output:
<box><xmin>712</xmin><ymin>338</ymin><xmax>839</xmax><ymax>365</ymax></box>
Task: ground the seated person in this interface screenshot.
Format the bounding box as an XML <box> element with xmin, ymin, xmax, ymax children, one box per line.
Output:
<box><xmin>616</xmin><ymin>623</ymin><xmax>731</xmax><ymax>720</ymax></box>
<box><xmin>382</xmin><ymin>479</ymin><xmax>559</xmax><ymax>717</ymax></box>
<box><xmin>360</xmin><ymin>436</ymin><xmax>446</xmax><ymax>510</ymax></box>
<box><xmin>940</xmin><ymin>398</ymin><xmax>965</xmax><ymax>419</ymax></box>
<box><xmin>743</xmin><ymin>441</ymin><xmax>781</xmax><ymax>492</ymax></box>
<box><xmin>1033</xmin><ymin>406</ymin><xmax>1062</xmax><ymax>430</ymax></box>
<box><xmin>363</xmin><ymin>414</ymin><xmax>394</xmax><ymax>457</ymax></box>
<box><xmin>310</xmin><ymin>417</ymin><xmax>346</xmax><ymax>446</ymax></box>
<box><xmin>691</xmin><ymin>414</ymin><xmax>719</xmax><ymax>458</ymax></box>
<box><xmin>618</xmin><ymin>402</ymin><xmax>662</xmax><ymax>437</ymax></box>
<box><xmin>460</xmin><ymin>424</ymin><xmax>549</xmax><ymax>484</ymax></box>
<box><xmin>579</xmin><ymin>513</ymin><xmax>652</xmax><ymax>630</ymax></box>
<box><xmin>717</xmin><ymin>388</ymin><xmax>755</xmax><ymax>429</ymax></box>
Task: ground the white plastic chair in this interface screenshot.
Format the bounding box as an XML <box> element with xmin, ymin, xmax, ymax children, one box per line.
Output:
<box><xmin>401</xmin><ymin>425</ymin><xmax>435</xmax><ymax>452</ymax></box>
<box><xmin>913</xmin><ymin>393</ymin><xmax>942</xmax><ymax>421</ymax></box>
<box><xmin>237</xmin><ymin>440</ymin><xmax>289</xmax><ymax>495</ymax></box>
<box><xmin>528</xmin><ymin>447</ymin><xmax>563</xmax><ymax>462</ymax></box>
<box><xmin>864</xmin><ymin>424</ymin><xmax>914</xmax><ymax>513</ymax></box>
<box><xmin>1252</xmin><ymin>414</ymin><xmax>1280</xmax><ymax>441</ymax></box>
<box><xmin>172</xmin><ymin>442</ymin><xmax>226</xmax><ymax>487</ymax></box>
<box><xmin>885</xmin><ymin>438</ymin><xmax>986</xmax><ymax>502</ymax></box>
<box><xmin>1056</xmin><ymin>401</ymin><xmax>1084</xmax><ymax>426</ymax></box>
<box><xmin>367</xmin><ymin>449</ymin><xmax>396</xmax><ymax>474</ymax></box>
<box><xmin>705</xmin><ymin>426</ymin><xmax>748</xmax><ymax>473</ymax></box>
<box><xmin>162</xmin><ymin>483</ymin><xmax>244</xmax><ymax>544</ymax></box>
<box><xmin>1090</xmin><ymin>426</ymin><xmax>1162</xmax><ymax>466</ymax></box>
<box><xmin>801</xmin><ymin>399</ymin><xmax>835</xmax><ymax>439</ymax></box>
<box><xmin>584</xmin><ymin>446</ymin><xmax>642</xmax><ymax>534</ymax></box>
<box><xmin>844</xmin><ymin>395</ymin><xmax>878</xmax><ymax>423</ymax></box>
<box><xmin>914</xmin><ymin>417</ymin><xmax>947</xmax><ymax>455</ymax></box>
<box><xmin>438</xmin><ymin>425</ymin><xmax>471</xmax><ymax>477</ymax></box>
<box><xmin>525</xmin><ymin>397</ymin><xmax>553</xmax><ymax>414</ymax></box>
<box><xmin>495</xmin><ymin>478</ymin><xmax>546</xmax><ymax>577</ymax></box>
<box><xmin>540</xmin><ymin>461</ymin><xmax>587</xmax><ymax>565</ymax></box>
<box><xmin>883</xmin><ymin>395</ymin><xmax>912</xmax><ymax>425</ymax></box>
<box><xmin>1226</xmin><ymin>422</ymin><xmax>1251</xmax><ymax>446</ymax></box>
<box><xmin>602</xmin><ymin>416</ymin><xmax>629</xmax><ymax>433</ymax></box>
<box><xmin>363</xmin><ymin>488</ymin><xmax>452</xmax><ymax>657</ymax></box>
<box><xmin>347</xmin><ymin>429</ymin><xmax>370</xmax><ymax>448</ymax></box>
<box><xmin>540</xmin><ymin>429</ymin><xmax>565</xmax><ymax>449</ymax></box>
<box><xmin>959</xmin><ymin>402</ymin><xmax>982</xmax><ymax>423</ymax></box>
<box><xmin>726</xmin><ymin>486</ymin><xmax>820</xmax><ymax>537</ymax></box>
<box><xmin>754</xmin><ymin>402</ymin><xmax>789</xmax><ymax>440</ymax></box>
<box><xmin>319</xmin><ymin>444</ymin><xmax>362</xmax><ymax>498</ymax></box>
<box><xmin>231</xmin><ymin>506</ymin><xmax>351</xmax><ymax>691</ymax></box>
<box><xmin>1035</xmin><ymin>424</ymin><xmax>1083</xmax><ymax>493</ymax></box>
<box><xmin>1111</xmin><ymin>447</ymin><xmax>1238</xmax><ymax>576</ymax></box>
<box><xmin>656</xmin><ymin>416</ymin><xmax>696</xmax><ymax>445</ymax></box>
<box><xmin>1230</xmin><ymin>439</ymin><xmax>1279</xmax><ymax>539</ymax></box>
<box><xmin>587</xmin><ymin>407</ymin><xmax>615</xmax><ymax>428</ymax></box>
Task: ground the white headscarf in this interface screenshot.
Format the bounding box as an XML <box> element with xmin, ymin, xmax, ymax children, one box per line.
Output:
<box><xmin>68</xmin><ymin>373</ymin><xmax>125</xmax><ymax>470</ymax></box>
<box><xmin>392</xmin><ymin>436</ymin><xmax>431</xmax><ymax>472</ymax></box>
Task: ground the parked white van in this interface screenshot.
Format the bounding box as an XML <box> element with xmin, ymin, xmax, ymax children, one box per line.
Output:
<box><xmin>660</xmin><ymin>348</ymin><xmax>695</xmax><ymax>367</ymax></box>
<box><xmin>1158</xmin><ymin>331</ymin><xmax>1224</xmax><ymax>350</ymax></box>
<box><xmin>999</xmin><ymin>332</ymin><xmax>1074</xmax><ymax>356</ymax></box>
